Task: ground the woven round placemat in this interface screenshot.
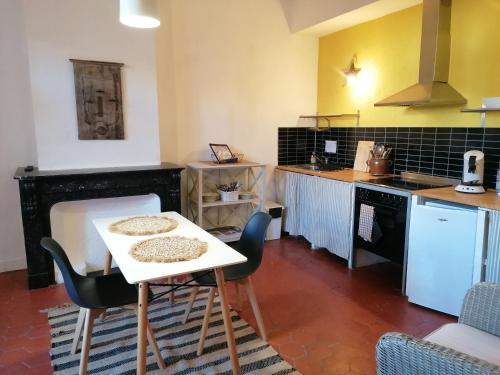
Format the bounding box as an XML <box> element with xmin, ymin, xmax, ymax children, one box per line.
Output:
<box><xmin>109</xmin><ymin>216</ymin><xmax>178</xmax><ymax>236</ymax></box>
<box><xmin>130</xmin><ymin>236</ymin><xmax>208</xmax><ymax>263</ymax></box>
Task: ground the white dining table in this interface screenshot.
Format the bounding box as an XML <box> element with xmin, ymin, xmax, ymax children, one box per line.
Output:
<box><xmin>93</xmin><ymin>211</ymin><xmax>247</xmax><ymax>375</ymax></box>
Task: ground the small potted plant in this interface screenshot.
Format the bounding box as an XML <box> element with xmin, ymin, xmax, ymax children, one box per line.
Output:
<box><xmin>216</xmin><ymin>181</ymin><xmax>241</xmax><ymax>202</ymax></box>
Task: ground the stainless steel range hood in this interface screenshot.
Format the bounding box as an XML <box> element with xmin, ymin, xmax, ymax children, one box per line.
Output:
<box><xmin>375</xmin><ymin>0</ymin><xmax>466</xmax><ymax>107</ymax></box>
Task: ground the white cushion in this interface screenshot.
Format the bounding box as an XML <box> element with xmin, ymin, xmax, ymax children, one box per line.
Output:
<box><xmin>424</xmin><ymin>323</ymin><xmax>500</xmax><ymax>366</ymax></box>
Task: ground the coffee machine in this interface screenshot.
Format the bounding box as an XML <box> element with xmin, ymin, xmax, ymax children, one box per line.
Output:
<box><xmin>455</xmin><ymin>150</ymin><xmax>486</xmax><ymax>194</ymax></box>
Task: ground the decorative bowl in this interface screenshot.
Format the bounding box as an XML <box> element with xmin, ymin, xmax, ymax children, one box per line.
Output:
<box><xmin>239</xmin><ymin>191</ymin><xmax>255</xmax><ymax>200</ymax></box>
<box><xmin>202</xmin><ymin>192</ymin><xmax>220</xmax><ymax>202</ymax></box>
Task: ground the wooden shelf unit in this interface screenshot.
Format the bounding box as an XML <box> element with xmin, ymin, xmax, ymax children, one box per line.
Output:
<box><xmin>186</xmin><ymin>160</ymin><xmax>266</xmax><ymax>241</ymax></box>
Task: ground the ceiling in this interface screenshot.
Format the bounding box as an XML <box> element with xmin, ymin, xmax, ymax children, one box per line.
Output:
<box><xmin>280</xmin><ymin>0</ymin><xmax>422</xmax><ymax>36</ymax></box>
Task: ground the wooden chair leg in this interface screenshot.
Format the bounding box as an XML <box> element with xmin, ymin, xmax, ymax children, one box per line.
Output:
<box><xmin>214</xmin><ymin>268</ymin><xmax>240</xmax><ymax>374</ymax></box>
<box><xmin>167</xmin><ymin>276</ymin><xmax>175</xmax><ymax>304</ymax></box>
<box><xmin>71</xmin><ymin>308</ymin><xmax>86</xmax><ymax>354</ymax></box>
<box><xmin>197</xmin><ymin>288</ymin><xmax>216</xmax><ymax>356</ymax></box>
<box><xmin>132</xmin><ymin>305</ymin><xmax>166</xmax><ymax>370</ymax></box>
<box><xmin>103</xmin><ymin>250</ymin><xmax>112</xmax><ymax>275</ymax></box>
<box><xmin>79</xmin><ymin>309</ymin><xmax>101</xmax><ymax>375</ymax></box>
<box><xmin>146</xmin><ymin>319</ymin><xmax>166</xmax><ymax>369</ymax></box>
<box><xmin>100</xmin><ymin>251</ymin><xmax>113</xmax><ymax>321</ymax></box>
<box><xmin>234</xmin><ymin>282</ymin><xmax>242</xmax><ymax>311</ymax></box>
<box><xmin>241</xmin><ymin>277</ymin><xmax>267</xmax><ymax>341</ymax></box>
<box><xmin>182</xmin><ymin>285</ymin><xmax>199</xmax><ymax>324</ymax></box>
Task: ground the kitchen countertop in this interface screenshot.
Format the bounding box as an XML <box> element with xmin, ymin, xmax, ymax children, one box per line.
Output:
<box><xmin>277</xmin><ymin>165</ymin><xmax>500</xmax><ymax>210</ymax></box>
<box><xmin>275</xmin><ymin>165</ymin><xmax>391</xmax><ymax>183</ymax></box>
<box><xmin>414</xmin><ymin>186</ymin><xmax>500</xmax><ymax>210</ymax></box>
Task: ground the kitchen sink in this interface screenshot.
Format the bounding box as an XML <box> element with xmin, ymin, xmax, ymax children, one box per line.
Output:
<box><xmin>292</xmin><ymin>164</ymin><xmax>344</xmax><ymax>172</ymax></box>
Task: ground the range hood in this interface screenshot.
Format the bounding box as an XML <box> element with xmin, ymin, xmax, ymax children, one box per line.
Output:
<box><xmin>375</xmin><ymin>0</ymin><xmax>466</xmax><ymax>107</ymax></box>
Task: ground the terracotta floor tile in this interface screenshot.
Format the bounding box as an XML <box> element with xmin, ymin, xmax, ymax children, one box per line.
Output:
<box><xmin>278</xmin><ymin>341</ymin><xmax>307</xmax><ymax>359</ymax></box>
<box><xmin>21</xmin><ymin>350</ymin><xmax>51</xmax><ymax>368</ymax></box>
<box><xmin>0</xmin><ymin>348</ymin><xmax>30</xmax><ymax>366</ymax></box>
<box><xmin>0</xmin><ymin>235</ymin><xmax>455</xmax><ymax>374</ymax></box>
<box><xmin>0</xmin><ymin>362</ymin><xmax>30</xmax><ymax>375</ymax></box>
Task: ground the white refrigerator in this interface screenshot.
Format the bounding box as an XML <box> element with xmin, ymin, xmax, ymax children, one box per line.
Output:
<box><xmin>406</xmin><ymin>199</ymin><xmax>486</xmax><ymax>316</ymax></box>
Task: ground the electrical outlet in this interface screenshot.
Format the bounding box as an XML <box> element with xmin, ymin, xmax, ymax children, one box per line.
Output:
<box><xmin>325</xmin><ymin>140</ymin><xmax>337</xmax><ymax>153</ymax></box>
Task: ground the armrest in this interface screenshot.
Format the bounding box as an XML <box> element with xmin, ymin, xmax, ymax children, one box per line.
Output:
<box><xmin>376</xmin><ymin>332</ymin><xmax>500</xmax><ymax>375</ymax></box>
<box><xmin>459</xmin><ymin>282</ymin><xmax>500</xmax><ymax>337</ymax></box>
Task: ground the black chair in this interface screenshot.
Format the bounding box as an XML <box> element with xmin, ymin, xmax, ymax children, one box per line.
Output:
<box><xmin>40</xmin><ymin>238</ymin><xmax>165</xmax><ymax>374</ymax></box>
<box><xmin>182</xmin><ymin>212</ymin><xmax>272</xmax><ymax>355</ymax></box>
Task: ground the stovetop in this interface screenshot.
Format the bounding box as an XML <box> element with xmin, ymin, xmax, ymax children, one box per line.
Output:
<box><xmin>360</xmin><ymin>177</ymin><xmax>451</xmax><ymax>191</ymax></box>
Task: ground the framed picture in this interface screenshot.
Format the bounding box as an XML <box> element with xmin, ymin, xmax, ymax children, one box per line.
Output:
<box><xmin>70</xmin><ymin>59</ymin><xmax>125</xmax><ymax>140</ymax></box>
<box><xmin>209</xmin><ymin>143</ymin><xmax>238</xmax><ymax>163</ymax></box>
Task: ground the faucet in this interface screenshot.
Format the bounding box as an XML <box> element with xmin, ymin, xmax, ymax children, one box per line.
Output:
<box><xmin>310</xmin><ymin>153</ymin><xmax>330</xmax><ymax>166</ymax></box>
<box><xmin>310</xmin><ymin>152</ymin><xmax>319</xmax><ymax>164</ymax></box>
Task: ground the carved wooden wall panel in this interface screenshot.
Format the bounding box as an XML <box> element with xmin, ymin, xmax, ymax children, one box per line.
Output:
<box><xmin>70</xmin><ymin>59</ymin><xmax>125</xmax><ymax>140</ymax></box>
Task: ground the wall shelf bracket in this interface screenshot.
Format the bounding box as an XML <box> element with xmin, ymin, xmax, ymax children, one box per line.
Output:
<box><xmin>461</xmin><ymin>97</ymin><xmax>500</xmax><ymax>128</ymax></box>
<box><xmin>299</xmin><ymin>110</ymin><xmax>360</xmax><ymax>131</ymax></box>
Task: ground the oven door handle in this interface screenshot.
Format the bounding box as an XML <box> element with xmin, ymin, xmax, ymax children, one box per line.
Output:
<box><xmin>371</xmin><ymin>205</ymin><xmax>400</xmax><ymax>215</ymax></box>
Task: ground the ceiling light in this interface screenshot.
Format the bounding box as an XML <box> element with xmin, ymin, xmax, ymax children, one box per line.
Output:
<box><xmin>120</xmin><ymin>0</ymin><xmax>160</xmax><ymax>29</ymax></box>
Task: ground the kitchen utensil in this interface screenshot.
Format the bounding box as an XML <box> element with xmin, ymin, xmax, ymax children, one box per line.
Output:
<box><xmin>374</xmin><ymin>144</ymin><xmax>385</xmax><ymax>158</ymax></box>
<box><xmin>354</xmin><ymin>141</ymin><xmax>375</xmax><ymax>172</ymax></box>
<box><xmin>367</xmin><ymin>158</ymin><xmax>393</xmax><ymax>175</ymax></box>
<box><xmin>382</xmin><ymin>147</ymin><xmax>392</xmax><ymax>159</ymax></box>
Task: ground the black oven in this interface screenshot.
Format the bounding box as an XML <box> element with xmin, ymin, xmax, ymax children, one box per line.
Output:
<box><xmin>351</xmin><ymin>176</ymin><xmax>451</xmax><ymax>294</ymax></box>
<box><xmin>351</xmin><ymin>184</ymin><xmax>412</xmax><ymax>293</ymax></box>
<box><xmin>353</xmin><ymin>187</ymin><xmax>408</xmax><ymax>264</ymax></box>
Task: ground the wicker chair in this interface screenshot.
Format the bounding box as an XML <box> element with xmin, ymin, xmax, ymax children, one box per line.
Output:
<box><xmin>376</xmin><ymin>282</ymin><xmax>500</xmax><ymax>375</ymax></box>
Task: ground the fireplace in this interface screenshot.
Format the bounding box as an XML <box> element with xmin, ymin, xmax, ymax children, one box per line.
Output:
<box><xmin>14</xmin><ymin>163</ymin><xmax>183</xmax><ymax>289</ymax></box>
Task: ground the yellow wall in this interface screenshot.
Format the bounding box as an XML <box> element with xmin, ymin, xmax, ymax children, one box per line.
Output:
<box><xmin>317</xmin><ymin>0</ymin><xmax>500</xmax><ymax>127</ymax></box>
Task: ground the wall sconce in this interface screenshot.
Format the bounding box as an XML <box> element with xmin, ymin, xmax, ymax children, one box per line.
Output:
<box><xmin>120</xmin><ymin>0</ymin><xmax>160</xmax><ymax>29</ymax></box>
<box><xmin>344</xmin><ymin>54</ymin><xmax>361</xmax><ymax>86</ymax></box>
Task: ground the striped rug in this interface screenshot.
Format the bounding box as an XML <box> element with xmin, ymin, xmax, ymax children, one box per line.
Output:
<box><xmin>47</xmin><ymin>287</ymin><xmax>300</xmax><ymax>374</ymax></box>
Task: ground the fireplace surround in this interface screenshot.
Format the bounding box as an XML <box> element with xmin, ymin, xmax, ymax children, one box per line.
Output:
<box><xmin>14</xmin><ymin>163</ymin><xmax>183</xmax><ymax>289</ymax></box>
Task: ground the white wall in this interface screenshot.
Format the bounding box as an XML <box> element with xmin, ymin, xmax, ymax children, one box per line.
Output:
<box><xmin>157</xmin><ymin>0</ymin><xmax>318</xmax><ymax>200</ymax></box>
<box><xmin>23</xmin><ymin>0</ymin><xmax>160</xmax><ymax>170</ymax></box>
<box><xmin>0</xmin><ymin>0</ymin><xmax>37</xmax><ymax>272</ymax></box>
<box><xmin>0</xmin><ymin>0</ymin><xmax>163</xmax><ymax>274</ymax></box>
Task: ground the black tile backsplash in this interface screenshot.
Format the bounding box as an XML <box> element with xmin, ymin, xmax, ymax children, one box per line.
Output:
<box><xmin>277</xmin><ymin>127</ymin><xmax>500</xmax><ymax>188</ymax></box>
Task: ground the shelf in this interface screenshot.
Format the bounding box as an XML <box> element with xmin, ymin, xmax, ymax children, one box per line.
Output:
<box><xmin>191</xmin><ymin>197</ymin><xmax>259</xmax><ymax>208</ymax></box>
<box><xmin>299</xmin><ymin>110</ymin><xmax>360</xmax><ymax>128</ymax></box>
<box><xmin>187</xmin><ymin>160</ymin><xmax>265</xmax><ymax>170</ymax></box>
<box><xmin>460</xmin><ymin>98</ymin><xmax>500</xmax><ymax>127</ymax></box>
<box><xmin>460</xmin><ymin>108</ymin><xmax>500</xmax><ymax>113</ymax></box>
<box><xmin>299</xmin><ymin>113</ymin><xmax>359</xmax><ymax>119</ymax></box>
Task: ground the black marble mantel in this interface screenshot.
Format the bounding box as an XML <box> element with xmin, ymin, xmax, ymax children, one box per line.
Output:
<box><xmin>14</xmin><ymin>163</ymin><xmax>184</xmax><ymax>289</ymax></box>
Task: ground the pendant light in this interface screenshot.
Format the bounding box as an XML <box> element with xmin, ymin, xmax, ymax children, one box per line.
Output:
<box><xmin>120</xmin><ymin>0</ymin><xmax>160</xmax><ymax>29</ymax></box>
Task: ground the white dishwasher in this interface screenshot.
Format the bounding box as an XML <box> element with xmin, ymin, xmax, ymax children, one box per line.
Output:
<box><xmin>406</xmin><ymin>198</ymin><xmax>486</xmax><ymax>316</ymax></box>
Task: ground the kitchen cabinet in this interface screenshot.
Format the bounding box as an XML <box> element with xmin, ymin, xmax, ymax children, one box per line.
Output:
<box><xmin>280</xmin><ymin>171</ymin><xmax>353</xmax><ymax>260</ymax></box>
